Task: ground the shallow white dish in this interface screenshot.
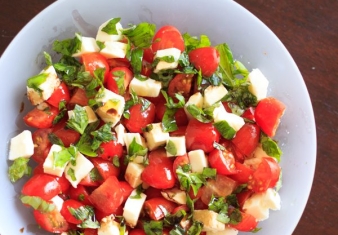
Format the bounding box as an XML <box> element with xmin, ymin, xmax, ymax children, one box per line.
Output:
<box><xmin>0</xmin><ymin>0</ymin><xmax>316</xmax><ymax>234</ymax></box>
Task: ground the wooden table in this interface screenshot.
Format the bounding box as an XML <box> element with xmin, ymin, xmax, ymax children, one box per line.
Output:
<box><xmin>1</xmin><ymin>0</ymin><xmax>337</xmax><ymax>234</ymax></box>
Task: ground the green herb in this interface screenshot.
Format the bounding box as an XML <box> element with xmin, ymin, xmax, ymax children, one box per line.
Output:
<box><xmin>163</xmin><ymin>209</ymin><xmax>187</xmax><ymax>227</ymax></box>
<box><xmin>165</xmin><ymin>140</ymin><xmax>177</xmax><ymax>156</ymax></box>
<box><xmin>53</xmin><ymin>100</ymin><xmax>67</xmax><ymax>125</ymax></box>
<box><xmin>111</xmin><ymin>70</ymin><xmax>126</xmax><ymax>95</ymax></box>
<box><xmin>48</xmin><ymin>133</ymin><xmax>64</xmax><ymax>146</ymax></box>
<box><xmin>69</xmin><ymin>206</ymin><xmax>100</xmax><ymax>229</ymax></box>
<box><xmin>8</xmin><ymin>157</ymin><xmax>31</xmax><ymax>183</ymax></box>
<box><xmin>261</xmin><ymin>135</ymin><xmax>283</xmax><ymax>162</ymax></box>
<box><xmin>43</xmin><ymin>51</ymin><xmax>53</xmax><ymax>66</ymax></box>
<box><xmin>186</xmin><ymin>220</ymin><xmax>203</xmax><ymax>235</ymax></box>
<box><xmin>222</xmin><ymin>85</ymin><xmax>257</xmax><ymax>111</ymax></box>
<box><xmin>26</xmin><ymin>73</ymin><xmax>48</xmax><ymax>91</ymax></box>
<box><xmin>101</xmin><ymin>18</ymin><xmax>121</xmax><ymax>35</ymax></box>
<box><xmin>112</xmin><ymin>156</ymin><xmax>120</xmax><ymax>167</ymax></box>
<box><xmin>213</xmin><ymin>121</ymin><xmax>236</xmax><ymax>139</ymax></box>
<box><xmin>91</xmin><ymin>123</ymin><xmax>114</xmax><ymax>151</ymax></box>
<box><xmin>67</xmin><ymin>168</ymin><xmax>76</xmax><ymax>181</ymax></box>
<box><xmin>96</xmin><ymin>40</ymin><xmax>105</xmax><ymax>50</ymax></box>
<box><xmin>228</xmin><ymin>208</ymin><xmax>242</xmax><ymax>225</ymax></box>
<box><xmin>122</xmin><ymin>22</ymin><xmax>156</xmax><ymax>48</ymax></box>
<box><xmin>75</xmin><ymin>121</ymin><xmax>100</xmax><ymax>157</ymax></box>
<box><xmin>130</xmin><ymin>184</ymin><xmax>144</xmax><ymax>199</ymax></box>
<box><xmin>183</xmin><ymin>33</ymin><xmax>211</xmax><ymax>52</ymax></box>
<box><xmin>53</xmin><ymin>146</ymin><xmax>76</xmax><ymax>168</ymax></box>
<box><xmin>143</xmin><ymin>220</ymin><xmax>163</xmax><ymax>235</ymax></box>
<box><xmin>126</xmin><ymin>137</ymin><xmax>148</xmax><ymax>162</ymax></box>
<box><xmin>123</xmin><ymin>91</ymin><xmax>151</xmax><ymax>119</ymax></box>
<box><xmin>53</xmin><ymin>34</ymin><xmax>82</xmax><ymax>56</ymax></box>
<box><xmin>186</xmin><ymin>104</ymin><xmax>213</xmax><ymax>123</ymax></box>
<box><xmin>67</xmin><ymin>105</ymin><xmax>89</xmax><ymax>134</ymax></box>
<box><xmin>21</xmin><ymin>196</ymin><xmax>55</xmax><ymax>212</ymax></box>
<box><xmin>89</xmin><ymin>168</ymin><xmax>103</xmax><ymax>182</ymax></box>
<box><xmin>130</xmin><ymin>48</ymin><xmax>144</xmax><ymax>75</ymax></box>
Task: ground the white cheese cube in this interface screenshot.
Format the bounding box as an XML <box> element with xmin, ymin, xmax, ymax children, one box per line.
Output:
<box><xmin>95</xmin><ymin>88</ymin><xmax>125</xmax><ymax>127</ymax></box>
<box><xmin>213</xmin><ymin>104</ymin><xmax>245</xmax><ymax>131</ymax></box>
<box><xmin>124</xmin><ymin>162</ymin><xmax>145</xmax><ymax>188</ymax></box>
<box><xmin>43</xmin><ymin>144</ymin><xmax>67</xmax><ymax>177</ymax></box>
<box><xmin>129</xmin><ymin>77</ymin><xmax>162</xmax><ymax>97</ymax></box>
<box><xmin>206</xmin><ymin>227</ymin><xmax>238</xmax><ymax>235</ymax></box>
<box><xmin>96</xmin><ymin>19</ymin><xmax>123</xmax><ymax>42</ymax></box>
<box><xmin>154</xmin><ymin>48</ymin><xmax>181</xmax><ymax>73</ymax></box>
<box><xmin>68</xmin><ymin>105</ymin><xmax>98</xmax><ymax>124</ymax></box>
<box><xmin>114</xmin><ymin>123</ymin><xmax>126</xmax><ymax>146</ymax></box>
<box><xmin>8</xmin><ymin>130</ymin><xmax>34</xmax><ymax>160</ymax></box>
<box><xmin>203</xmin><ymin>85</ymin><xmax>228</xmax><ymax>108</ymax></box>
<box><xmin>123</xmin><ymin>133</ymin><xmax>147</xmax><ymax>153</ymax></box>
<box><xmin>123</xmin><ymin>189</ymin><xmax>147</xmax><ymax>228</ymax></box>
<box><xmin>161</xmin><ymin>188</ymin><xmax>187</xmax><ymax>205</ymax></box>
<box><xmin>64</xmin><ymin>152</ymin><xmax>94</xmax><ymax>188</ymax></box>
<box><xmin>184</xmin><ymin>92</ymin><xmax>204</xmax><ymax>119</ymax></box>
<box><xmin>193</xmin><ymin>210</ymin><xmax>225</xmax><ymax>232</ymax></box>
<box><xmin>72</xmin><ymin>36</ymin><xmax>100</xmax><ymax>57</ymax></box>
<box><xmin>248</xmin><ymin>68</ymin><xmax>269</xmax><ymax>101</ymax></box>
<box><xmin>188</xmin><ymin>150</ymin><xmax>208</xmax><ymax>173</ymax></box>
<box><xmin>166</xmin><ymin>136</ymin><xmax>186</xmax><ymax>157</ymax></box>
<box><xmin>50</xmin><ymin>195</ymin><xmax>64</xmax><ymax>212</ymax></box>
<box><xmin>243</xmin><ymin>188</ymin><xmax>281</xmax><ymax>221</ymax></box>
<box><xmin>100</xmin><ymin>41</ymin><xmax>128</xmax><ymax>59</ymax></box>
<box><xmin>98</xmin><ymin>215</ymin><xmax>120</xmax><ymax>235</ymax></box>
<box><xmin>144</xmin><ymin>123</ymin><xmax>169</xmax><ymax>151</ymax></box>
<box><xmin>27</xmin><ymin>65</ymin><xmax>61</xmax><ymax>105</ymax></box>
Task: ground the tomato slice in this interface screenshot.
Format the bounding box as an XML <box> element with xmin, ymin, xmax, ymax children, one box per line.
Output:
<box><xmin>33</xmin><ymin>209</ymin><xmax>69</xmax><ymax>233</ymax></box>
<box><xmin>152</xmin><ymin>25</ymin><xmax>185</xmax><ymax>52</ymax></box>
<box><xmin>68</xmin><ymin>185</ymin><xmax>93</xmax><ymax>206</ymax></box>
<box><xmin>254</xmin><ymin>97</ymin><xmax>286</xmax><ymax>137</ymax></box>
<box><xmin>189</xmin><ymin>47</ymin><xmax>220</xmax><ymax>77</ymax></box>
<box><xmin>97</xmin><ymin>139</ymin><xmax>123</xmax><ymax>160</ymax></box>
<box><xmin>208</xmin><ymin>148</ymin><xmax>237</xmax><ymax>175</ymax></box>
<box><xmin>230</xmin><ymin>211</ymin><xmax>258</xmax><ymax>232</ymax></box>
<box><xmin>106</xmin><ymin>66</ymin><xmax>133</xmax><ymax>95</ymax></box>
<box><xmin>228</xmin><ymin>162</ymin><xmax>254</xmax><ymax>184</ymax></box>
<box><xmin>23</xmin><ymin>103</ymin><xmax>59</xmax><ymax>129</ymax></box>
<box><xmin>129</xmin><ymin>229</ymin><xmax>146</xmax><ymax>235</ymax></box>
<box><xmin>31</xmin><ymin>128</ymin><xmax>52</xmax><ymax>164</ymax></box>
<box><xmin>107</xmin><ymin>58</ymin><xmax>131</xmax><ymax>69</ymax></box>
<box><xmin>119</xmin><ymin>181</ymin><xmax>133</xmax><ymax>203</ymax></box>
<box><xmin>185</xmin><ymin>119</ymin><xmax>220</xmax><ymax>153</ymax></box>
<box><xmin>155</xmin><ymin>102</ymin><xmax>188</xmax><ymax>127</ymax></box>
<box><xmin>144</xmin><ymin>187</ymin><xmax>163</xmax><ymax>200</ymax></box>
<box><xmin>68</xmin><ymin>88</ymin><xmax>89</xmax><ymax>108</ymax></box>
<box><xmin>172</xmin><ymin>154</ymin><xmax>189</xmax><ymax>179</ymax></box>
<box><xmin>82</xmin><ymin>52</ymin><xmax>110</xmax><ymax>83</ymax></box>
<box><xmin>83</xmin><ymin>228</ymin><xmax>98</xmax><ymax>235</ymax></box>
<box><xmin>232</xmin><ymin>123</ymin><xmax>260</xmax><ymax>158</ymax></box>
<box><xmin>46</xmin><ymin>82</ymin><xmax>70</xmax><ymax>108</ymax></box>
<box><xmin>52</xmin><ymin>118</ymin><xmax>80</xmax><ymax>147</ymax></box>
<box><xmin>167</xmin><ymin>73</ymin><xmax>194</xmax><ymax>99</ymax></box>
<box><xmin>60</xmin><ymin>199</ymin><xmax>85</xmax><ymax>224</ymax></box>
<box><xmin>144</xmin><ymin>197</ymin><xmax>177</xmax><ymax>220</ymax></box>
<box><xmin>141</xmin><ymin>148</ymin><xmax>175</xmax><ymax>189</ymax></box>
<box><xmin>90</xmin><ymin>158</ymin><xmax>120</xmax><ymax>180</ymax></box>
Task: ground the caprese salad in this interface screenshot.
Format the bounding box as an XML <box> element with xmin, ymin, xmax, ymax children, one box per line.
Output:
<box><xmin>7</xmin><ymin>17</ymin><xmax>286</xmax><ymax>235</ymax></box>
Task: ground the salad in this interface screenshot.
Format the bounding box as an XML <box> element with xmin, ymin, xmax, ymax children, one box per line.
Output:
<box><xmin>7</xmin><ymin>17</ymin><xmax>286</xmax><ymax>235</ymax></box>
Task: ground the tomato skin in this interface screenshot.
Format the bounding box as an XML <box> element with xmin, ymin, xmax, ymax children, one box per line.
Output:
<box><xmin>254</xmin><ymin>97</ymin><xmax>286</xmax><ymax>137</ymax></box>
<box><xmin>155</xmin><ymin>102</ymin><xmax>188</xmax><ymax>127</ymax></box>
<box><xmin>52</xmin><ymin>118</ymin><xmax>80</xmax><ymax>147</ymax></box>
<box><xmin>31</xmin><ymin>128</ymin><xmax>52</xmax><ymax>164</ymax></box>
<box><xmin>185</xmin><ymin>119</ymin><xmax>220</xmax><ymax>153</ymax></box>
<box><xmin>172</xmin><ymin>154</ymin><xmax>189</xmax><ymax>179</ymax></box>
<box><xmin>91</xmin><ymin>158</ymin><xmax>120</xmax><ymax>180</ymax></box>
<box><xmin>144</xmin><ymin>197</ymin><xmax>177</xmax><ymax>220</ymax></box>
<box><xmin>23</xmin><ymin>103</ymin><xmax>59</xmax><ymax>129</ymax></box>
<box><xmin>106</xmin><ymin>67</ymin><xmax>133</xmax><ymax>95</ymax></box>
<box><xmin>89</xmin><ymin>176</ymin><xmax>123</xmax><ymax>214</ymax></box>
<box><xmin>46</xmin><ymin>82</ymin><xmax>70</xmax><ymax>108</ymax></box>
<box><xmin>68</xmin><ymin>185</ymin><xmax>93</xmax><ymax>206</ymax></box>
<box><xmin>97</xmin><ymin>139</ymin><xmax>123</xmax><ymax>160</ymax></box>
<box><xmin>22</xmin><ymin>174</ymin><xmax>61</xmax><ymax>201</ymax></box>
<box><xmin>229</xmin><ymin>162</ymin><xmax>254</xmax><ymax>184</ymax></box>
<box><xmin>60</xmin><ymin>199</ymin><xmax>85</xmax><ymax>224</ymax></box>
<box><xmin>123</xmin><ymin>101</ymin><xmax>156</xmax><ymax>133</ymax></box>
<box><xmin>68</xmin><ymin>88</ymin><xmax>89</xmax><ymax>108</ymax></box>
<box><xmin>141</xmin><ymin>149</ymin><xmax>175</xmax><ymax>189</ymax></box>
<box><xmin>152</xmin><ymin>25</ymin><xmax>185</xmax><ymax>52</ymax></box>
<box><xmin>107</xmin><ymin>58</ymin><xmax>131</xmax><ymax>69</ymax></box>
<box><xmin>82</xmin><ymin>52</ymin><xmax>110</xmax><ymax>83</ymax></box>
<box><xmin>167</xmin><ymin>73</ymin><xmax>194</xmax><ymax>99</ymax></box>
<box><xmin>129</xmin><ymin>229</ymin><xmax>146</xmax><ymax>235</ymax></box>
<box><xmin>189</xmin><ymin>47</ymin><xmax>220</xmax><ymax>77</ymax></box>
<box><xmin>144</xmin><ymin>187</ymin><xmax>163</xmax><ymax>200</ymax></box>
<box><xmin>208</xmin><ymin>148</ymin><xmax>237</xmax><ymax>175</ymax></box>
<box><xmin>241</xmin><ymin>107</ymin><xmax>255</xmax><ymax>121</ymax></box>
<box><xmin>119</xmin><ymin>181</ymin><xmax>134</xmax><ymax>202</ymax></box>
<box><xmin>84</xmin><ymin>228</ymin><xmax>98</xmax><ymax>235</ymax></box>
<box><xmin>230</xmin><ymin>211</ymin><xmax>258</xmax><ymax>232</ymax></box>
<box><xmin>33</xmin><ymin>209</ymin><xmax>69</xmax><ymax>233</ymax></box>
<box><xmin>232</xmin><ymin>123</ymin><xmax>261</xmax><ymax>158</ymax></box>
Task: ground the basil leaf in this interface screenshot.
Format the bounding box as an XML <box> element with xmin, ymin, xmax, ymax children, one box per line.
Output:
<box><xmin>43</xmin><ymin>51</ymin><xmax>53</xmax><ymax>66</ymax></box>
<box><xmin>215</xmin><ymin>43</ymin><xmax>235</xmax><ymax>87</ymax></box>
<box><xmin>53</xmin><ymin>34</ymin><xmax>82</xmax><ymax>56</ymax></box>
<box><xmin>111</xmin><ymin>69</ymin><xmax>126</xmax><ymax>95</ymax></box>
<box><xmin>130</xmin><ymin>48</ymin><xmax>144</xmax><ymax>76</ymax></box>
<box><xmin>67</xmin><ymin>168</ymin><xmax>76</xmax><ymax>181</ymax></box>
<box><xmin>8</xmin><ymin>157</ymin><xmax>31</xmax><ymax>183</ymax></box>
<box><xmin>162</xmin><ymin>108</ymin><xmax>178</xmax><ymax>133</ymax></box>
<box><xmin>20</xmin><ymin>196</ymin><xmax>55</xmax><ymax>212</ymax></box>
<box><xmin>91</xmin><ymin>123</ymin><xmax>114</xmax><ymax>151</ymax></box>
<box><xmin>187</xmin><ymin>221</ymin><xmax>203</xmax><ymax>235</ymax></box>
<box><xmin>186</xmin><ymin>104</ymin><xmax>213</xmax><ymax>123</ymax></box>
<box><xmin>122</xmin><ymin>22</ymin><xmax>156</xmax><ymax>48</ymax></box>
<box><xmin>101</xmin><ymin>18</ymin><xmax>121</xmax><ymax>35</ymax></box>
<box><xmin>261</xmin><ymin>135</ymin><xmax>282</xmax><ymax>162</ymax></box>
<box><xmin>143</xmin><ymin>220</ymin><xmax>163</xmax><ymax>235</ymax></box>
<box><xmin>26</xmin><ymin>73</ymin><xmax>48</xmax><ymax>90</ymax></box>
<box><xmin>165</xmin><ymin>140</ymin><xmax>177</xmax><ymax>156</ymax></box>
<box><xmin>69</xmin><ymin>206</ymin><xmax>100</xmax><ymax>229</ymax></box>
<box><xmin>53</xmin><ymin>146</ymin><xmax>76</xmax><ymax>168</ymax></box>
<box><xmin>222</xmin><ymin>86</ymin><xmax>257</xmax><ymax>110</ymax></box>
<box><xmin>48</xmin><ymin>133</ymin><xmax>64</xmax><ymax>146</ymax></box>
<box><xmin>183</xmin><ymin>32</ymin><xmax>211</xmax><ymax>52</ymax></box>
<box><xmin>67</xmin><ymin>105</ymin><xmax>89</xmax><ymax>134</ymax></box>
<box><xmin>213</xmin><ymin>121</ymin><xmax>236</xmax><ymax>140</ymax></box>
<box><xmin>127</xmin><ymin>137</ymin><xmax>148</xmax><ymax>160</ymax></box>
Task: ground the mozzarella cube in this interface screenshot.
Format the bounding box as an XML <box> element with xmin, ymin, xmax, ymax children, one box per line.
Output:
<box><xmin>123</xmin><ymin>189</ymin><xmax>147</xmax><ymax>228</ymax></box>
<box><xmin>68</xmin><ymin>105</ymin><xmax>98</xmax><ymax>124</ymax></box>
<box><xmin>193</xmin><ymin>210</ymin><xmax>225</xmax><ymax>232</ymax></box>
<box><xmin>72</xmin><ymin>36</ymin><xmax>100</xmax><ymax>57</ymax></box>
<box><xmin>161</xmin><ymin>188</ymin><xmax>187</xmax><ymax>205</ymax></box>
<box><xmin>50</xmin><ymin>195</ymin><xmax>64</xmax><ymax>212</ymax></box>
<box><xmin>143</xmin><ymin>123</ymin><xmax>169</xmax><ymax>150</ymax></box>
<box><xmin>154</xmin><ymin>48</ymin><xmax>181</xmax><ymax>73</ymax></box>
<box><xmin>166</xmin><ymin>136</ymin><xmax>186</xmax><ymax>157</ymax></box>
<box><xmin>64</xmin><ymin>152</ymin><xmax>94</xmax><ymax>188</ymax></box>
<box><xmin>124</xmin><ymin>133</ymin><xmax>147</xmax><ymax>153</ymax></box>
<box><xmin>100</xmin><ymin>41</ymin><xmax>128</xmax><ymax>59</ymax></box>
<box><xmin>8</xmin><ymin>130</ymin><xmax>34</xmax><ymax>160</ymax></box>
<box><xmin>206</xmin><ymin>227</ymin><xmax>238</xmax><ymax>235</ymax></box>
<box><xmin>124</xmin><ymin>162</ymin><xmax>145</xmax><ymax>188</ymax></box>
<box><xmin>98</xmin><ymin>215</ymin><xmax>120</xmax><ymax>235</ymax></box>
<box><xmin>27</xmin><ymin>65</ymin><xmax>61</xmax><ymax>105</ymax></box>
<box><xmin>184</xmin><ymin>92</ymin><xmax>204</xmax><ymax>119</ymax></box>
<box><xmin>203</xmin><ymin>85</ymin><xmax>228</xmax><ymax>107</ymax></box>
<box><xmin>96</xmin><ymin>19</ymin><xmax>123</xmax><ymax>42</ymax></box>
<box><xmin>188</xmin><ymin>150</ymin><xmax>208</xmax><ymax>173</ymax></box>
<box><xmin>248</xmin><ymin>68</ymin><xmax>269</xmax><ymax>101</ymax></box>
<box><xmin>114</xmin><ymin>123</ymin><xmax>126</xmax><ymax>146</ymax></box>
<box><xmin>129</xmin><ymin>77</ymin><xmax>162</xmax><ymax>97</ymax></box>
<box><xmin>43</xmin><ymin>144</ymin><xmax>67</xmax><ymax>177</ymax></box>
<box><xmin>243</xmin><ymin>188</ymin><xmax>281</xmax><ymax>221</ymax></box>
<box><xmin>95</xmin><ymin>88</ymin><xmax>125</xmax><ymax>127</ymax></box>
<box><xmin>213</xmin><ymin>104</ymin><xmax>245</xmax><ymax>131</ymax></box>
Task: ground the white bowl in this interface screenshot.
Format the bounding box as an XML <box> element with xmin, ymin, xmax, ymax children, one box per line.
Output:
<box><xmin>0</xmin><ymin>0</ymin><xmax>316</xmax><ymax>234</ymax></box>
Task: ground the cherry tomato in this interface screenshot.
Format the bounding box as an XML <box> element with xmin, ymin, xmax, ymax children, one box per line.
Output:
<box><xmin>52</xmin><ymin>118</ymin><xmax>80</xmax><ymax>147</ymax></box>
<box><xmin>152</xmin><ymin>25</ymin><xmax>185</xmax><ymax>52</ymax></box>
<box><xmin>236</xmin><ymin>190</ymin><xmax>253</xmax><ymax>209</ymax></box>
<box><xmin>172</xmin><ymin>154</ymin><xmax>190</xmax><ymax>179</ymax></box>
<box><xmin>122</xmin><ymin>101</ymin><xmax>156</xmax><ymax>133</ymax></box>
<box><xmin>106</xmin><ymin>67</ymin><xmax>133</xmax><ymax>95</ymax></box>
<box><xmin>78</xmin><ymin>171</ymin><xmax>101</xmax><ymax>187</ymax></box>
<box><xmin>241</xmin><ymin>107</ymin><xmax>255</xmax><ymax>121</ymax></box>
<box><xmin>141</xmin><ymin>148</ymin><xmax>175</xmax><ymax>189</ymax></box>
<box><xmin>97</xmin><ymin>139</ymin><xmax>123</xmax><ymax>160</ymax></box>
<box><xmin>129</xmin><ymin>229</ymin><xmax>146</xmax><ymax>235</ymax></box>
<box><xmin>23</xmin><ymin>103</ymin><xmax>59</xmax><ymax>129</ymax></box>
<box><xmin>89</xmin><ymin>176</ymin><xmax>123</xmax><ymax>214</ymax></box>
<box><xmin>119</xmin><ymin>181</ymin><xmax>134</xmax><ymax>203</ymax></box>
<box><xmin>68</xmin><ymin>185</ymin><xmax>93</xmax><ymax>206</ymax></box>
<box><xmin>60</xmin><ymin>199</ymin><xmax>85</xmax><ymax>224</ymax></box>
<box><xmin>107</xmin><ymin>58</ymin><xmax>131</xmax><ymax>69</ymax></box>
<box><xmin>21</xmin><ymin>174</ymin><xmax>61</xmax><ymax>201</ymax></box>
<box><xmin>143</xmin><ymin>47</ymin><xmax>154</xmax><ymax>63</ymax></box>
<box><xmin>232</xmin><ymin>123</ymin><xmax>260</xmax><ymax>158</ymax></box>
<box><xmin>169</xmin><ymin>125</ymin><xmax>187</xmax><ymax>137</ymax></box>
<box><xmin>82</xmin><ymin>52</ymin><xmax>110</xmax><ymax>83</ymax></box>
<box><xmin>155</xmin><ymin>102</ymin><xmax>188</xmax><ymax>127</ymax></box>
<box><xmin>189</xmin><ymin>47</ymin><xmax>220</xmax><ymax>77</ymax></box>
<box><xmin>230</xmin><ymin>211</ymin><xmax>258</xmax><ymax>232</ymax></box>
<box><xmin>208</xmin><ymin>148</ymin><xmax>237</xmax><ymax>175</ymax></box>
<box><xmin>254</xmin><ymin>97</ymin><xmax>286</xmax><ymax>137</ymax></box>
<box><xmin>185</xmin><ymin>119</ymin><xmax>220</xmax><ymax>153</ymax></box>
<box><xmin>144</xmin><ymin>187</ymin><xmax>163</xmax><ymax>200</ymax></box>
<box><xmin>46</xmin><ymin>82</ymin><xmax>70</xmax><ymax>108</ymax></box>
<box><xmin>228</xmin><ymin>162</ymin><xmax>254</xmax><ymax>184</ymax></box>
<box><xmin>90</xmin><ymin>158</ymin><xmax>120</xmax><ymax>180</ymax></box>
<box><xmin>167</xmin><ymin>73</ymin><xmax>194</xmax><ymax>99</ymax></box>
<box><xmin>31</xmin><ymin>128</ymin><xmax>52</xmax><ymax>164</ymax></box>
<box><xmin>144</xmin><ymin>197</ymin><xmax>177</xmax><ymax>220</ymax></box>
<box><xmin>83</xmin><ymin>228</ymin><xmax>98</xmax><ymax>235</ymax></box>
<box><xmin>68</xmin><ymin>88</ymin><xmax>89</xmax><ymax>108</ymax></box>
<box><xmin>33</xmin><ymin>209</ymin><xmax>69</xmax><ymax>233</ymax></box>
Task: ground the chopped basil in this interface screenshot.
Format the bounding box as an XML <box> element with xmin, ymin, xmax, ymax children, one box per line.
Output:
<box><xmin>26</xmin><ymin>73</ymin><xmax>48</xmax><ymax>91</ymax></box>
<box><xmin>8</xmin><ymin>157</ymin><xmax>31</xmax><ymax>183</ymax></box>
<box><xmin>163</xmin><ymin>209</ymin><xmax>187</xmax><ymax>227</ymax></box>
<box><xmin>130</xmin><ymin>184</ymin><xmax>144</xmax><ymax>199</ymax></box>
<box><xmin>186</xmin><ymin>104</ymin><xmax>213</xmax><ymax>123</ymax></box>
<box><xmin>143</xmin><ymin>220</ymin><xmax>163</xmax><ymax>235</ymax></box>
<box><xmin>126</xmin><ymin>137</ymin><xmax>148</xmax><ymax>162</ymax></box>
<box><xmin>222</xmin><ymin>85</ymin><xmax>257</xmax><ymax>111</ymax></box>
<box><xmin>67</xmin><ymin>105</ymin><xmax>89</xmax><ymax>134</ymax></box>
<box><xmin>187</xmin><ymin>220</ymin><xmax>203</xmax><ymax>235</ymax></box>
<box><xmin>261</xmin><ymin>135</ymin><xmax>283</xmax><ymax>162</ymax></box>
<box><xmin>183</xmin><ymin>32</ymin><xmax>211</xmax><ymax>52</ymax></box>
<box><xmin>89</xmin><ymin>168</ymin><xmax>103</xmax><ymax>182</ymax></box>
<box><xmin>53</xmin><ymin>146</ymin><xmax>76</xmax><ymax>168</ymax></box>
<box><xmin>112</xmin><ymin>156</ymin><xmax>120</xmax><ymax>167</ymax></box>
<box><xmin>52</xmin><ymin>100</ymin><xmax>67</xmax><ymax>125</ymax></box>
<box><xmin>91</xmin><ymin>123</ymin><xmax>114</xmax><ymax>151</ymax></box>
<box><xmin>69</xmin><ymin>206</ymin><xmax>100</xmax><ymax>229</ymax></box>
<box><xmin>130</xmin><ymin>48</ymin><xmax>143</xmax><ymax>75</ymax></box>
<box><xmin>43</xmin><ymin>51</ymin><xmax>53</xmax><ymax>66</ymax></box>
<box><xmin>123</xmin><ymin>91</ymin><xmax>151</xmax><ymax>119</ymax></box>
<box><xmin>67</xmin><ymin>168</ymin><xmax>76</xmax><ymax>181</ymax></box>
<box><xmin>111</xmin><ymin>69</ymin><xmax>126</xmax><ymax>94</ymax></box>
<box><xmin>215</xmin><ymin>43</ymin><xmax>235</xmax><ymax>87</ymax></box>
<box><xmin>20</xmin><ymin>195</ymin><xmax>55</xmax><ymax>212</ymax></box>
<box><xmin>213</xmin><ymin>120</ymin><xmax>236</xmax><ymax>139</ymax></box>
<box><xmin>162</xmin><ymin>108</ymin><xmax>178</xmax><ymax>133</ymax></box>
<box><xmin>96</xmin><ymin>40</ymin><xmax>105</xmax><ymax>50</ymax></box>
<box><xmin>165</xmin><ymin>140</ymin><xmax>177</xmax><ymax>156</ymax></box>
<box><xmin>48</xmin><ymin>133</ymin><xmax>64</xmax><ymax>146</ymax></box>
<box><xmin>121</xmin><ymin>22</ymin><xmax>156</xmax><ymax>48</ymax></box>
<box><xmin>101</xmin><ymin>18</ymin><xmax>121</xmax><ymax>35</ymax></box>
<box><xmin>53</xmin><ymin>34</ymin><xmax>82</xmax><ymax>56</ymax></box>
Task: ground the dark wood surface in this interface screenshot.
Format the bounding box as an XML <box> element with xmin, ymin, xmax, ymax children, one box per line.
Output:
<box><xmin>1</xmin><ymin>0</ymin><xmax>337</xmax><ymax>234</ymax></box>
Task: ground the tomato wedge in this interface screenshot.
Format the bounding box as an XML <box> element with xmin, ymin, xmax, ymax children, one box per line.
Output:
<box><xmin>33</xmin><ymin>209</ymin><xmax>69</xmax><ymax>233</ymax></box>
<box><xmin>46</xmin><ymin>82</ymin><xmax>70</xmax><ymax>108</ymax></box>
<box><xmin>60</xmin><ymin>199</ymin><xmax>85</xmax><ymax>224</ymax></box>
<box><xmin>230</xmin><ymin>211</ymin><xmax>258</xmax><ymax>232</ymax></box>
<box><xmin>152</xmin><ymin>25</ymin><xmax>185</xmax><ymax>52</ymax></box>
<box><xmin>232</xmin><ymin>123</ymin><xmax>260</xmax><ymax>158</ymax></box>
<box><xmin>144</xmin><ymin>197</ymin><xmax>177</xmax><ymax>220</ymax></box>
<box><xmin>189</xmin><ymin>47</ymin><xmax>220</xmax><ymax>77</ymax></box>
<box><xmin>23</xmin><ymin>103</ymin><xmax>59</xmax><ymax>129</ymax></box>
<box><xmin>208</xmin><ymin>148</ymin><xmax>237</xmax><ymax>175</ymax></box>
<box><xmin>82</xmin><ymin>52</ymin><xmax>110</xmax><ymax>83</ymax></box>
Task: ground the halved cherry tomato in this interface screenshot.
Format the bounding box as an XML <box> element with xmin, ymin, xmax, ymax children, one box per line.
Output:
<box><xmin>31</xmin><ymin>128</ymin><xmax>52</xmax><ymax>164</ymax></box>
<box><xmin>46</xmin><ymin>82</ymin><xmax>70</xmax><ymax>108</ymax></box>
<box><xmin>122</xmin><ymin>101</ymin><xmax>156</xmax><ymax>133</ymax></box>
<box><xmin>144</xmin><ymin>187</ymin><xmax>163</xmax><ymax>200</ymax></box>
<box><xmin>23</xmin><ymin>103</ymin><xmax>59</xmax><ymax>129</ymax></box>
<box><xmin>33</xmin><ymin>164</ymin><xmax>70</xmax><ymax>192</ymax></box>
<box><xmin>60</xmin><ymin>199</ymin><xmax>85</xmax><ymax>224</ymax></box>
<box><xmin>82</xmin><ymin>52</ymin><xmax>110</xmax><ymax>83</ymax></box>
<box><xmin>119</xmin><ymin>181</ymin><xmax>134</xmax><ymax>202</ymax></box>
<box><xmin>229</xmin><ymin>162</ymin><xmax>254</xmax><ymax>184</ymax></box>
<box><xmin>169</xmin><ymin>125</ymin><xmax>187</xmax><ymax>137</ymax></box>
<box><xmin>208</xmin><ymin>148</ymin><xmax>237</xmax><ymax>175</ymax></box>
<box><xmin>167</xmin><ymin>73</ymin><xmax>194</xmax><ymax>99</ymax></box>
<box><xmin>83</xmin><ymin>228</ymin><xmax>98</xmax><ymax>235</ymax></box>
<box><xmin>68</xmin><ymin>88</ymin><xmax>89</xmax><ymax>108</ymax></box>
<box><xmin>89</xmin><ymin>176</ymin><xmax>123</xmax><ymax>214</ymax></box>
<box><xmin>68</xmin><ymin>185</ymin><xmax>93</xmax><ymax>206</ymax></box>
<box><xmin>189</xmin><ymin>47</ymin><xmax>220</xmax><ymax>77</ymax></box>
<box><xmin>185</xmin><ymin>119</ymin><xmax>220</xmax><ymax>153</ymax></box>
<box><xmin>106</xmin><ymin>67</ymin><xmax>133</xmax><ymax>95</ymax></box>
<box><xmin>144</xmin><ymin>197</ymin><xmax>177</xmax><ymax>220</ymax></box>
<box><xmin>129</xmin><ymin>229</ymin><xmax>146</xmax><ymax>235</ymax></box>
<box><xmin>232</xmin><ymin>123</ymin><xmax>260</xmax><ymax>158</ymax></box>
<box><xmin>143</xmin><ymin>47</ymin><xmax>154</xmax><ymax>63</ymax></box>
<box><xmin>90</xmin><ymin>158</ymin><xmax>120</xmax><ymax>180</ymax></box>
<box><xmin>97</xmin><ymin>139</ymin><xmax>123</xmax><ymax>160</ymax></box>
<box><xmin>107</xmin><ymin>58</ymin><xmax>131</xmax><ymax>69</ymax></box>
<box><xmin>33</xmin><ymin>209</ymin><xmax>69</xmax><ymax>233</ymax></box>
<box><xmin>141</xmin><ymin>148</ymin><xmax>175</xmax><ymax>189</ymax></box>
<box><xmin>236</xmin><ymin>189</ymin><xmax>253</xmax><ymax>209</ymax></box>
<box><xmin>172</xmin><ymin>154</ymin><xmax>190</xmax><ymax>179</ymax></box>
<box><xmin>152</xmin><ymin>25</ymin><xmax>185</xmax><ymax>52</ymax></box>
<box><xmin>79</xmin><ymin>170</ymin><xmax>102</xmax><ymax>187</ymax></box>
<box><xmin>155</xmin><ymin>102</ymin><xmax>188</xmax><ymax>127</ymax></box>
<box><xmin>52</xmin><ymin>118</ymin><xmax>80</xmax><ymax>147</ymax></box>
<box><xmin>21</xmin><ymin>174</ymin><xmax>61</xmax><ymax>201</ymax></box>
<box><xmin>254</xmin><ymin>97</ymin><xmax>286</xmax><ymax>137</ymax></box>
<box><xmin>241</xmin><ymin>107</ymin><xmax>255</xmax><ymax>121</ymax></box>
<box><xmin>230</xmin><ymin>211</ymin><xmax>258</xmax><ymax>232</ymax></box>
